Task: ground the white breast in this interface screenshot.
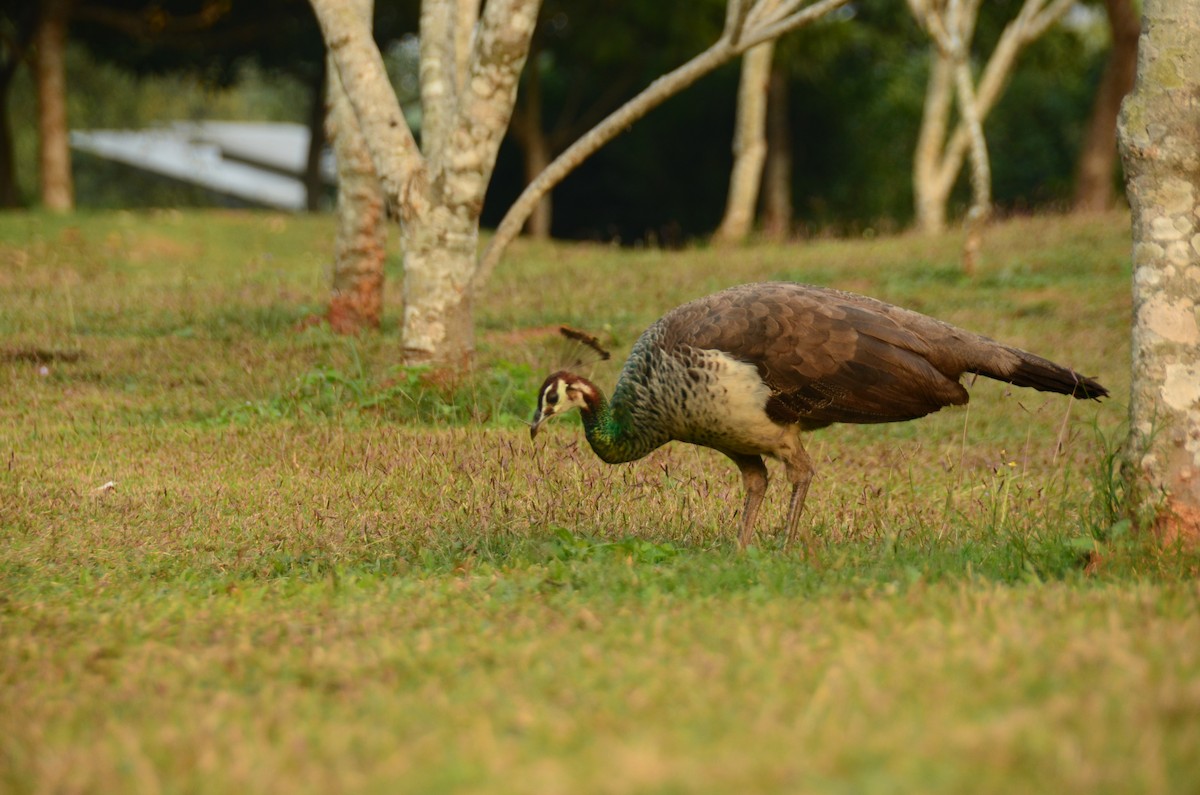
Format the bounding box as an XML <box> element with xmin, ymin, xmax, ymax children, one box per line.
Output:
<box><xmin>672</xmin><ymin>349</ymin><xmax>798</xmax><ymax>458</ymax></box>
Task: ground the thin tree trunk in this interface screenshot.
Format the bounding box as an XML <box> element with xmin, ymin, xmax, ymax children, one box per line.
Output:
<box><xmin>0</xmin><ymin>65</ymin><xmax>21</xmax><ymax>207</ymax></box>
<box><xmin>951</xmin><ymin>36</ymin><xmax>992</xmax><ymax>275</ymax></box>
<box><xmin>1072</xmin><ymin>0</ymin><xmax>1139</xmax><ymax>213</ymax></box>
<box><xmin>714</xmin><ymin>41</ymin><xmax>774</xmax><ymax>245</ymax></box>
<box><xmin>326</xmin><ymin>0</ymin><xmax>387</xmax><ymax>334</ymax></box>
<box><xmin>0</xmin><ymin>6</ymin><xmax>33</xmax><ymax>208</ymax></box>
<box><xmin>523</xmin><ymin>128</ymin><xmax>552</xmax><ymax>238</ymax></box>
<box><xmin>760</xmin><ymin>64</ymin><xmax>792</xmax><ymax>240</ymax></box>
<box><xmin>35</xmin><ymin>0</ymin><xmax>73</xmax><ymax>212</ymax></box>
<box><xmin>913</xmin><ymin>53</ymin><xmax>954</xmax><ymax>234</ymax></box>
<box><xmin>512</xmin><ymin>45</ymin><xmax>552</xmax><ymax>239</ymax></box>
<box><xmin>305</xmin><ymin>60</ymin><xmax>329</xmax><ymax>213</ymax></box>
<box><xmin>1118</xmin><ymin>0</ymin><xmax>1200</xmax><ymax>543</ymax></box>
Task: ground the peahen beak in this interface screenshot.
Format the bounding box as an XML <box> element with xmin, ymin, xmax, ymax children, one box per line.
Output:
<box><xmin>529</xmin><ymin>409</ymin><xmax>546</xmax><ymax>440</ymax></box>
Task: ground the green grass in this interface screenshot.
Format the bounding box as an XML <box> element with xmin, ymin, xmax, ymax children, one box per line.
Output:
<box><xmin>3</xmin><ymin>209</ymin><xmax>1198</xmax><ymax>794</ymax></box>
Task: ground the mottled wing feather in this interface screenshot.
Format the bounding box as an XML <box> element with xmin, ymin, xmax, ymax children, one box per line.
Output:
<box><xmin>658</xmin><ymin>283</ymin><xmax>973</xmax><ymax>427</ymax></box>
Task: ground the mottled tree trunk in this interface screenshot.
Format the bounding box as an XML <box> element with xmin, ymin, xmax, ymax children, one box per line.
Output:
<box><xmin>399</xmin><ymin>211</ymin><xmax>477</xmax><ymax>366</ymax></box>
<box><xmin>760</xmin><ymin>65</ymin><xmax>792</xmax><ymax>240</ymax></box>
<box><xmin>326</xmin><ymin>0</ymin><xmax>387</xmax><ymax>334</ymax></box>
<box><xmin>714</xmin><ymin>41</ymin><xmax>774</xmax><ymax>245</ymax></box>
<box><xmin>313</xmin><ymin>0</ymin><xmax>536</xmax><ymax>363</ymax></box>
<box><xmin>1118</xmin><ymin>0</ymin><xmax>1200</xmax><ymax>543</ymax></box>
<box><xmin>404</xmin><ymin>0</ymin><xmax>532</xmax><ymax>363</ymax></box>
<box><xmin>1073</xmin><ymin>0</ymin><xmax>1139</xmax><ymax>214</ymax></box>
<box><xmin>35</xmin><ymin>0</ymin><xmax>73</xmax><ymax>212</ymax></box>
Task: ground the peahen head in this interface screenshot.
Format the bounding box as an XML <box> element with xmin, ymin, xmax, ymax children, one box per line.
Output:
<box><xmin>530</xmin><ymin>371</ymin><xmax>599</xmax><ymax>439</ymax></box>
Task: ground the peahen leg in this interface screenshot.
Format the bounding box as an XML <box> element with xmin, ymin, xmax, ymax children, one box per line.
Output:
<box><xmin>727</xmin><ymin>453</ymin><xmax>768</xmax><ymax>550</ymax></box>
<box><xmin>783</xmin><ymin>445</ymin><xmax>816</xmax><ymax>552</ymax></box>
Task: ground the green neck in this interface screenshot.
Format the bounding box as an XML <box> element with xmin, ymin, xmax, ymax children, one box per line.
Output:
<box><xmin>579</xmin><ymin>384</ymin><xmax>663</xmax><ymax>464</ymax></box>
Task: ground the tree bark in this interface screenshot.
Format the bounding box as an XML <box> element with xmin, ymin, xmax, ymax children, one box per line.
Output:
<box><xmin>1118</xmin><ymin>0</ymin><xmax>1200</xmax><ymax>543</ymax></box>
<box><xmin>35</xmin><ymin>0</ymin><xmax>74</xmax><ymax>212</ymax></box>
<box><xmin>760</xmin><ymin>64</ymin><xmax>792</xmax><ymax>240</ymax></box>
<box><xmin>714</xmin><ymin>41</ymin><xmax>774</xmax><ymax>245</ymax></box>
<box><xmin>312</xmin><ymin>0</ymin><xmax>426</xmax><ymax>216</ymax></box>
<box><xmin>399</xmin><ymin>210</ymin><xmax>478</xmax><ymax>367</ymax></box>
<box><xmin>1072</xmin><ymin>0</ymin><xmax>1139</xmax><ymax>213</ymax></box>
<box><xmin>326</xmin><ymin>0</ymin><xmax>387</xmax><ymax>335</ymax></box>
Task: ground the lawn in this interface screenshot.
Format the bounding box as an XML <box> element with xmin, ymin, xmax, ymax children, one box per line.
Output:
<box><xmin>2</xmin><ymin>209</ymin><xmax>1198</xmax><ymax>794</ymax></box>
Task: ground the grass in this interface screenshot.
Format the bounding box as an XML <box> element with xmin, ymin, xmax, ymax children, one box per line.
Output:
<box><xmin>2</xmin><ymin>209</ymin><xmax>1198</xmax><ymax>794</ymax></box>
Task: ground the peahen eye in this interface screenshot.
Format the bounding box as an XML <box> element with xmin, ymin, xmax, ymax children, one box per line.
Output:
<box><xmin>545</xmin><ymin>391</ymin><xmax>558</xmax><ymax>405</ymax></box>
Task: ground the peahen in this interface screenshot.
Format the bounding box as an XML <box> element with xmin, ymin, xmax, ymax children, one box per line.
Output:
<box><xmin>530</xmin><ymin>282</ymin><xmax>1107</xmax><ymax>549</ymax></box>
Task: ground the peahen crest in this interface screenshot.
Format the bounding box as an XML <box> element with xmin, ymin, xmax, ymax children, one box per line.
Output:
<box><xmin>558</xmin><ymin>325</ymin><xmax>611</xmax><ymax>368</ymax></box>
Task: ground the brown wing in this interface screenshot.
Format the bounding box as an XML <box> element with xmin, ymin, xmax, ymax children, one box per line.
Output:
<box><xmin>658</xmin><ymin>283</ymin><xmax>976</xmax><ymax>427</ymax></box>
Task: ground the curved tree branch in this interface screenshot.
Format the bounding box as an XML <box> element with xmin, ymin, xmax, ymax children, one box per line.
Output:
<box><xmin>475</xmin><ymin>0</ymin><xmax>850</xmax><ymax>286</ymax></box>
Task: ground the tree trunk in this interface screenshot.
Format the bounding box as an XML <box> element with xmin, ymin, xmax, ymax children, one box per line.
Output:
<box><xmin>760</xmin><ymin>64</ymin><xmax>792</xmax><ymax>240</ymax></box>
<box><xmin>404</xmin><ymin>0</ymin><xmax>534</xmax><ymax>363</ymax></box>
<box><xmin>305</xmin><ymin>59</ymin><xmax>329</xmax><ymax>213</ymax></box>
<box><xmin>326</xmin><ymin>1</ymin><xmax>387</xmax><ymax>335</ymax></box>
<box><xmin>714</xmin><ymin>41</ymin><xmax>774</xmax><ymax>245</ymax></box>
<box><xmin>0</xmin><ymin>65</ymin><xmax>21</xmax><ymax>208</ymax></box>
<box><xmin>951</xmin><ymin>39</ymin><xmax>992</xmax><ymax>275</ymax></box>
<box><xmin>1072</xmin><ymin>0</ymin><xmax>1139</xmax><ymax>213</ymax></box>
<box><xmin>399</xmin><ymin>212</ymin><xmax>477</xmax><ymax>367</ymax></box>
<box><xmin>512</xmin><ymin>47</ymin><xmax>553</xmax><ymax>239</ymax></box>
<box><xmin>35</xmin><ymin>0</ymin><xmax>74</xmax><ymax>212</ymax></box>
<box><xmin>523</xmin><ymin>126</ymin><xmax>552</xmax><ymax>238</ymax></box>
<box><xmin>1118</xmin><ymin>0</ymin><xmax>1200</xmax><ymax>543</ymax></box>
<box><xmin>312</xmin><ymin>0</ymin><xmax>538</xmax><ymax>362</ymax></box>
<box><xmin>0</xmin><ymin>5</ymin><xmax>34</xmax><ymax>208</ymax></box>
<box><xmin>913</xmin><ymin>53</ymin><xmax>954</xmax><ymax>234</ymax></box>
